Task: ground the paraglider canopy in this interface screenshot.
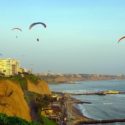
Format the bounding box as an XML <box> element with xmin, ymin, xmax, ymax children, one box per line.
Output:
<box><xmin>29</xmin><ymin>22</ymin><xmax>46</xmax><ymax>30</ymax></box>
<box><xmin>11</xmin><ymin>27</ymin><xmax>22</xmax><ymax>38</ymax></box>
<box><xmin>29</xmin><ymin>22</ymin><xmax>46</xmax><ymax>42</ymax></box>
<box><xmin>11</xmin><ymin>28</ymin><xmax>22</xmax><ymax>32</ymax></box>
<box><xmin>118</xmin><ymin>36</ymin><xmax>125</xmax><ymax>43</ymax></box>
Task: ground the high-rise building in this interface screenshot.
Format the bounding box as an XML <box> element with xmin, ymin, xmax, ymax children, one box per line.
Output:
<box><xmin>0</xmin><ymin>58</ymin><xmax>20</xmax><ymax>76</ymax></box>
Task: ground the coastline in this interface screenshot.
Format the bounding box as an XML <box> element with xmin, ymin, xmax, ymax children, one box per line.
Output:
<box><xmin>71</xmin><ymin>104</ymin><xmax>92</xmax><ymax>125</ymax></box>
<box><xmin>51</xmin><ymin>80</ymin><xmax>125</xmax><ymax>125</ymax></box>
<box><xmin>53</xmin><ymin>91</ymin><xmax>125</xmax><ymax>125</ymax></box>
<box><xmin>62</xmin><ymin>93</ymin><xmax>93</xmax><ymax>125</ymax></box>
<box><xmin>66</xmin><ymin>95</ymin><xmax>125</xmax><ymax>125</ymax></box>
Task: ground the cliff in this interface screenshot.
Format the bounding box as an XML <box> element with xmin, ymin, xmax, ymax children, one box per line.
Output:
<box><xmin>0</xmin><ymin>78</ymin><xmax>51</xmax><ymax>122</ymax></box>
<box><xmin>27</xmin><ymin>80</ymin><xmax>51</xmax><ymax>95</ymax></box>
<box><xmin>0</xmin><ymin>80</ymin><xmax>31</xmax><ymax>121</ymax></box>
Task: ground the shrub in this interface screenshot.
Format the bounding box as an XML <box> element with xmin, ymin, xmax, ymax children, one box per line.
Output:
<box><xmin>0</xmin><ymin>113</ymin><xmax>39</xmax><ymax>125</ymax></box>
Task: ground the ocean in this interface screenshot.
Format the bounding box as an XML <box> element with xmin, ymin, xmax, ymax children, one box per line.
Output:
<box><xmin>49</xmin><ymin>80</ymin><xmax>125</xmax><ymax>125</ymax></box>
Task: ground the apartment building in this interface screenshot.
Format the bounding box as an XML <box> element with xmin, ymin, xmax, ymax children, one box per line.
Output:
<box><xmin>0</xmin><ymin>58</ymin><xmax>20</xmax><ymax>76</ymax></box>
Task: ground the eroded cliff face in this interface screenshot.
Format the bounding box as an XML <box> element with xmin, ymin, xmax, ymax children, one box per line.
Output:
<box><xmin>27</xmin><ymin>80</ymin><xmax>51</xmax><ymax>95</ymax></box>
<box><xmin>0</xmin><ymin>78</ymin><xmax>52</xmax><ymax>122</ymax></box>
<box><xmin>0</xmin><ymin>80</ymin><xmax>31</xmax><ymax>121</ymax></box>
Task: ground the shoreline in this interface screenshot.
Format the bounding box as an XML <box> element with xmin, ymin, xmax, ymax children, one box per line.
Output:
<box><xmin>72</xmin><ymin>103</ymin><xmax>90</xmax><ymax>119</ymax></box>
<box><xmin>62</xmin><ymin>93</ymin><xmax>93</xmax><ymax>125</ymax></box>
<box><xmin>65</xmin><ymin>95</ymin><xmax>125</xmax><ymax>125</ymax></box>
<box><xmin>53</xmin><ymin>91</ymin><xmax>125</xmax><ymax>125</ymax></box>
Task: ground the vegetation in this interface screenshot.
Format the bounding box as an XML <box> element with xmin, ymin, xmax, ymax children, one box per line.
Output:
<box><xmin>35</xmin><ymin>95</ymin><xmax>52</xmax><ymax>109</ymax></box>
<box><xmin>25</xmin><ymin>92</ymin><xmax>51</xmax><ymax>115</ymax></box>
<box><xmin>24</xmin><ymin>73</ymin><xmax>40</xmax><ymax>84</ymax></box>
<box><xmin>41</xmin><ymin>116</ymin><xmax>57</xmax><ymax>125</ymax></box>
<box><xmin>0</xmin><ymin>73</ymin><xmax>41</xmax><ymax>90</ymax></box>
<box><xmin>24</xmin><ymin>91</ymin><xmax>55</xmax><ymax>125</ymax></box>
<box><xmin>9</xmin><ymin>74</ymin><xmax>27</xmax><ymax>90</ymax></box>
<box><xmin>0</xmin><ymin>113</ymin><xmax>57</xmax><ymax>125</ymax></box>
<box><xmin>0</xmin><ymin>113</ymin><xmax>39</xmax><ymax>125</ymax></box>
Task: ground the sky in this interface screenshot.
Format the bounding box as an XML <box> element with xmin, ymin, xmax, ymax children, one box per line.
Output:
<box><xmin>1</xmin><ymin>0</ymin><xmax>125</xmax><ymax>74</ymax></box>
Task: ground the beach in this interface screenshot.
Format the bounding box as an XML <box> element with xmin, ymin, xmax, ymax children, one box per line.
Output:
<box><xmin>59</xmin><ymin>93</ymin><xmax>93</xmax><ymax>125</ymax></box>
<box><xmin>63</xmin><ymin>93</ymin><xmax>125</xmax><ymax>125</ymax></box>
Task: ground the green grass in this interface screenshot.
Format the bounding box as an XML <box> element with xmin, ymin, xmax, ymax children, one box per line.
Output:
<box><xmin>0</xmin><ymin>113</ymin><xmax>57</xmax><ymax>125</ymax></box>
<box><xmin>0</xmin><ymin>113</ymin><xmax>39</xmax><ymax>125</ymax></box>
<box><xmin>42</xmin><ymin>116</ymin><xmax>57</xmax><ymax>125</ymax></box>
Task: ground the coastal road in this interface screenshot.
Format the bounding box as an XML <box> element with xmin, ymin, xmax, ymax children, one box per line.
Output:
<box><xmin>64</xmin><ymin>93</ymin><xmax>74</xmax><ymax>125</ymax></box>
<box><xmin>63</xmin><ymin>93</ymin><xmax>92</xmax><ymax>125</ymax></box>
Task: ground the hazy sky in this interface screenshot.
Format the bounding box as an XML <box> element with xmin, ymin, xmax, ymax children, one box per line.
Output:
<box><xmin>1</xmin><ymin>0</ymin><xmax>125</xmax><ymax>74</ymax></box>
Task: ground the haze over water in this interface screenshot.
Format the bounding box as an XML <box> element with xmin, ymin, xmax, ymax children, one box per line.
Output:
<box><xmin>49</xmin><ymin>80</ymin><xmax>125</xmax><ymax>125</ymax></box>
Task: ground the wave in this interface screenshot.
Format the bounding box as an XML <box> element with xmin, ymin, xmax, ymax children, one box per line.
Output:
<box><xmin>76</xmin><ymin>104</ymin><xmax>95</xmax><ymax>119</ymax></box>
<box><xmin>103</xmin><ymin>102</ymin><xmax>112</xmax><ymax>105</ymax></box>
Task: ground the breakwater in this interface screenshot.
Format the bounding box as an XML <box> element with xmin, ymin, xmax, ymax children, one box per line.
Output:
<box><xmin>77</xmin><ymin>118</ymin><xmax>125</xmax><ymax>125</ymax></box>
<box><xmin>69</xmin><ymin>90</ymin><xmax>125</xmax><ymax>96</ymax></box>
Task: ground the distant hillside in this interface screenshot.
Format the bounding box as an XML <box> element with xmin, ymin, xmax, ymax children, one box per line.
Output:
<box><xmin>38</xmin><ymin>74</ymin><xmax>125</xmax><ymax>83</ymax></box>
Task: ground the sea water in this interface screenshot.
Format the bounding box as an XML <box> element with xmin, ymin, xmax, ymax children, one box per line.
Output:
<box><xmin>49</xmin><ymin>80</ymin><xmax>125</xmax><ymax>125</ymax></box>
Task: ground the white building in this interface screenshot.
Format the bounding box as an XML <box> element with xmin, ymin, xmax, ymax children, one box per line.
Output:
<box><xmin>0</xmin><ymin>58</ymin><xmax>20</xmax><ymax>76</ymax></box>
